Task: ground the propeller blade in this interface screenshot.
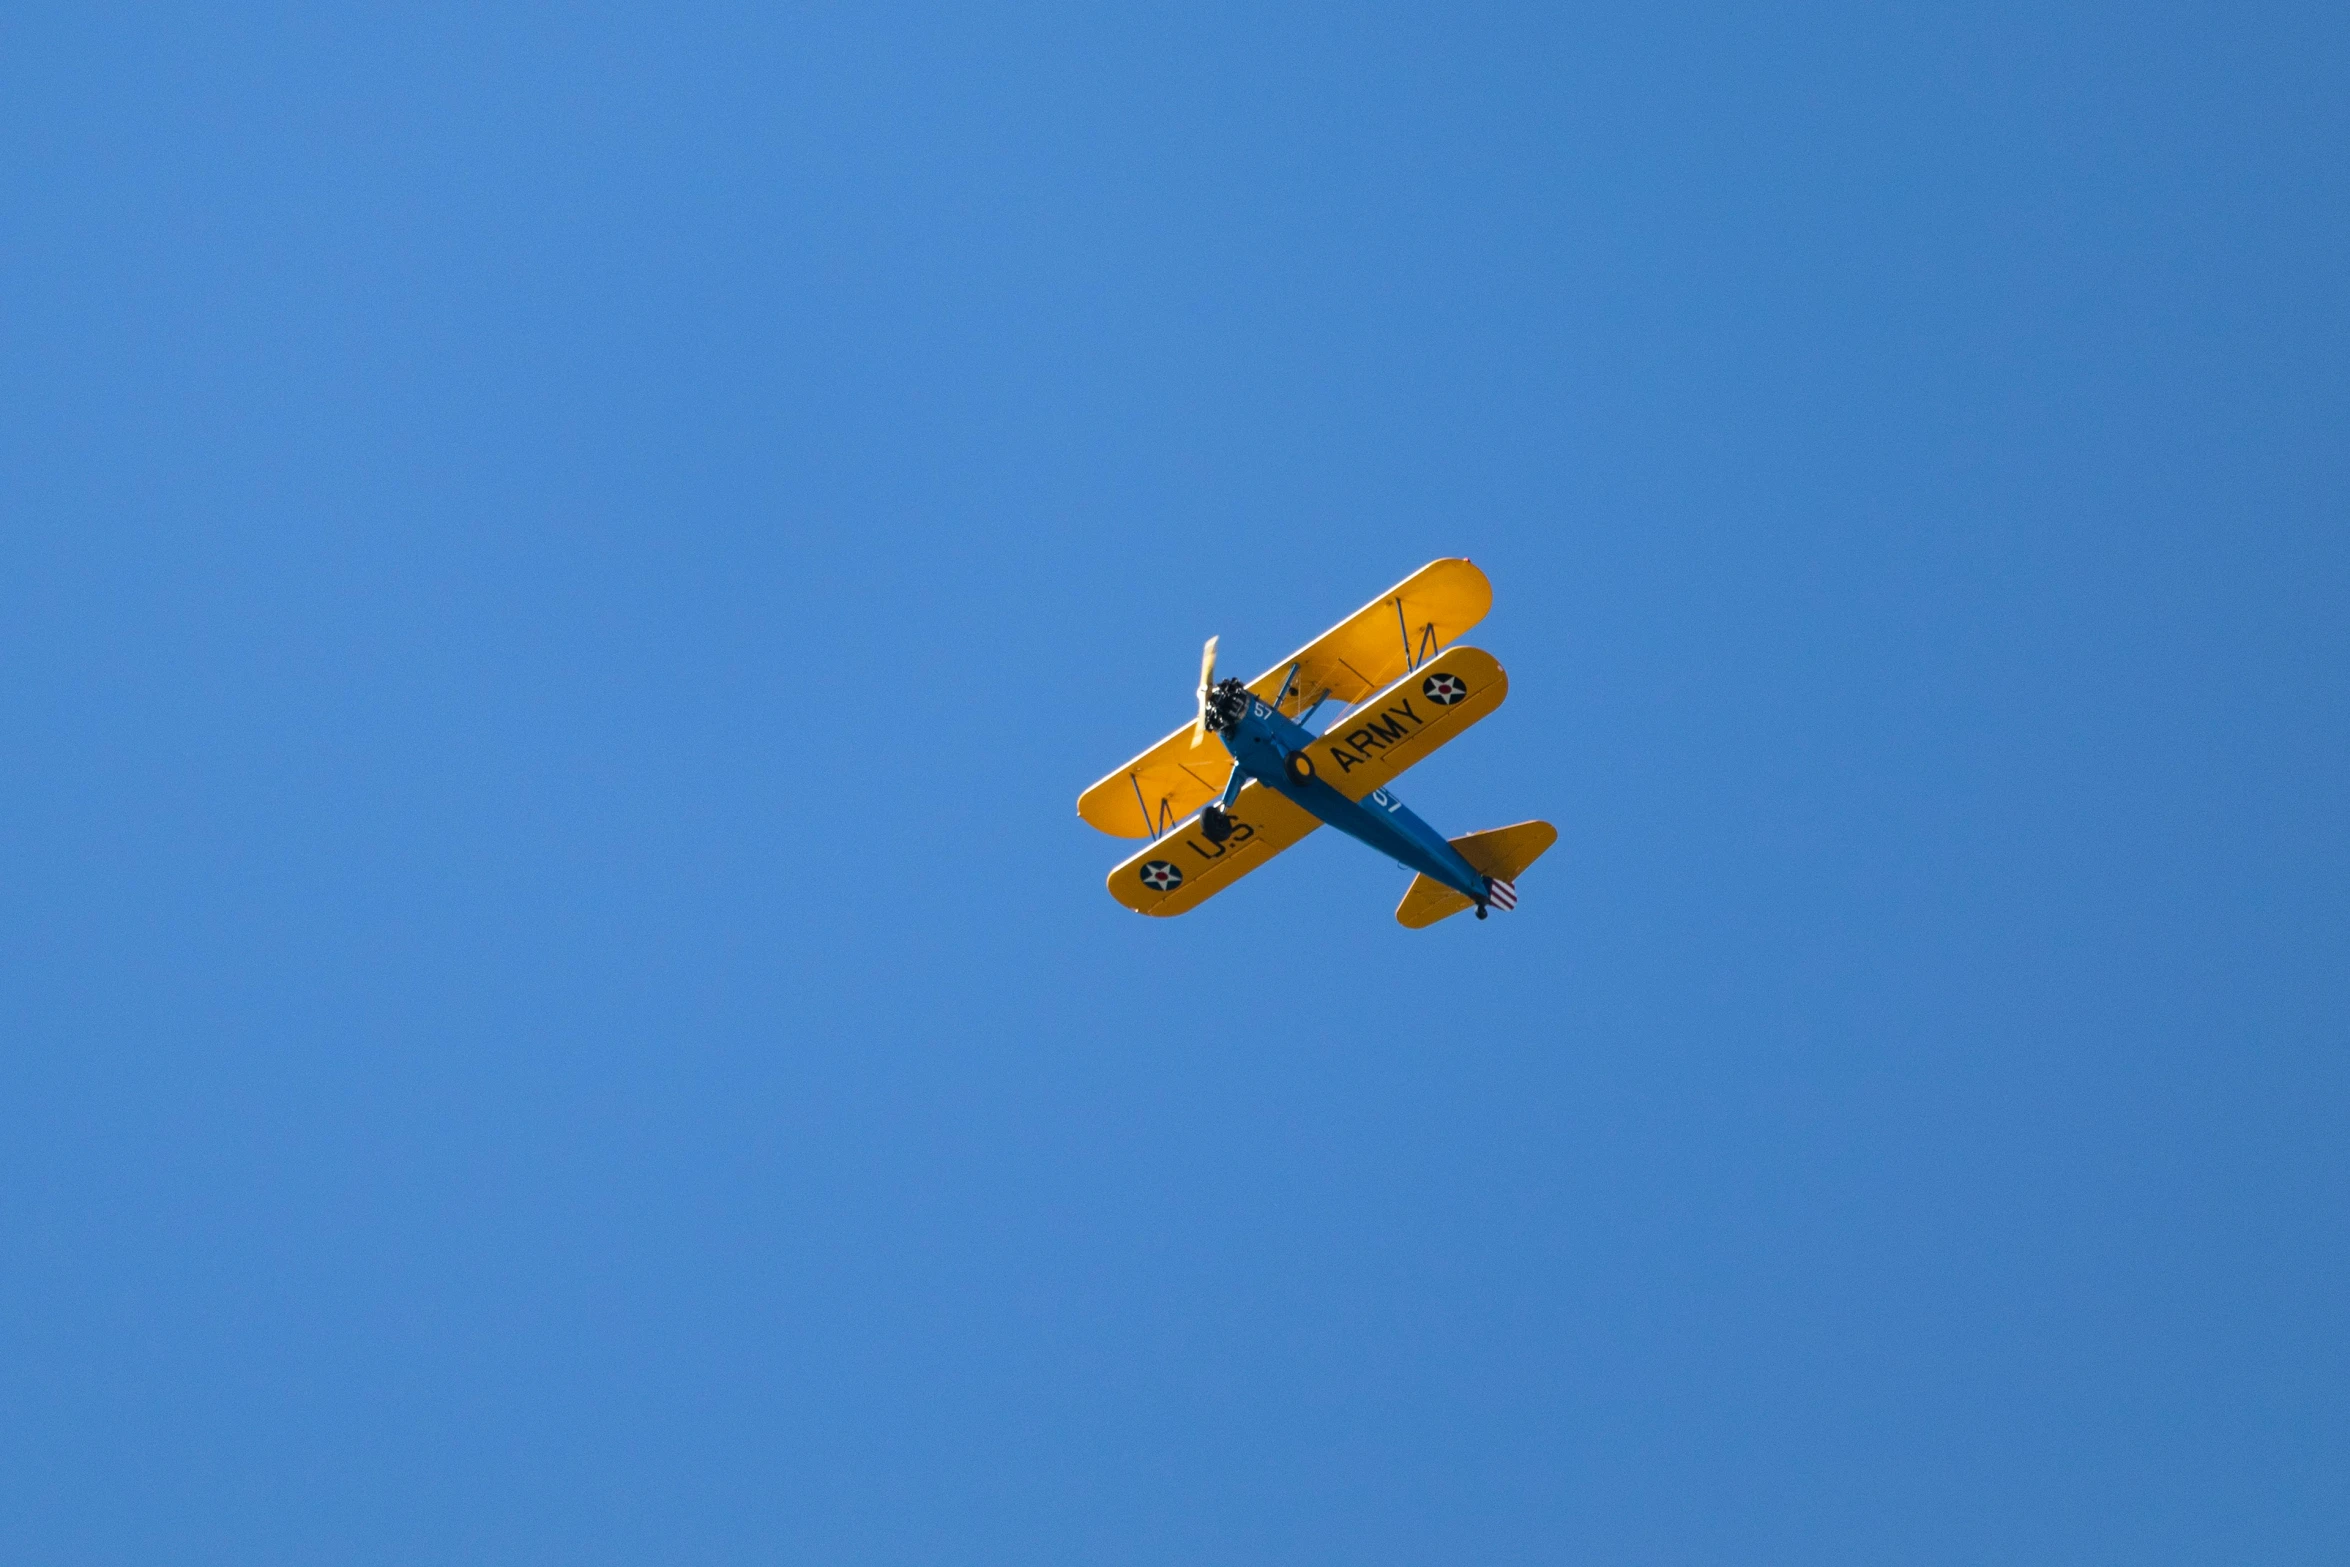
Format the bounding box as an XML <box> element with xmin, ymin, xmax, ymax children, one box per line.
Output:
<box><xmin>1191</xmin><ymin>635</ymin><xmax>1219</xmax><ymax>747</ymax></box>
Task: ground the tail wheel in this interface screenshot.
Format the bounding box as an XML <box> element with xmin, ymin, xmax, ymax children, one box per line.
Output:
<box><xmin>1284</xmin><ymin>751</ymin><xmax>1315</xmax><ymax>787</ymax></box>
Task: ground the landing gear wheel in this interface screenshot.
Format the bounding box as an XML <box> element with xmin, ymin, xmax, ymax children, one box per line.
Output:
<box><xmin>1200</xmin><ymin>804</ymin><xmax>1232</xmax><ymax>843</ymax></box>
<box><xmin>1476</xmin><ymin>905</ymin><xmax>1488</xmax><ymax>920</ymax></box>
<box><xmin>1284</xmin><ymin>751</ymin><xmax>1315</xmax><ymax>787</ymax></box>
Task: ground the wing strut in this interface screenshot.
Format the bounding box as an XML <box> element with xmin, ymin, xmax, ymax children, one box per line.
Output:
<box><xmin>1129</xmin><ymin>775</ymin><xmax>1177</xmax><ymax>840</ymax></box>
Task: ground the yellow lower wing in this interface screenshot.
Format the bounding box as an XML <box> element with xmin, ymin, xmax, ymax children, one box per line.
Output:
<box><xmin>1107</xmin><ymin>782</ymin><xmax>1321</xmax><ymax>916</ymax></box>
<box><xmin>1297</xmin><ymin>645</ymin><xmax>1507</xmax><ymax>802</ymax></box>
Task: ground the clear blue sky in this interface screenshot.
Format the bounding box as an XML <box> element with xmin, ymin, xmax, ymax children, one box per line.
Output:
<box><xmin>5</xmin><ymin>4</ymin><xmax>2346</xmax><ymax>1561</ymax></box>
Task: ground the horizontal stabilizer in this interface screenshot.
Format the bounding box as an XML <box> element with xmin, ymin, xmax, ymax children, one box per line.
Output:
<box><xmin>1395</xmin><ymin>875</ymin><xmax>1476</xmax><ymax>928</ymax></box>
<box><xmin>1450</xmin><ymin>820</ymin><xmax>1557</xmax><ymax>882</ymax></box>
<box><xmin>1394</xmin><ymin>820</ymin><xmax>1559</xmax><ymax>928</ymax></box>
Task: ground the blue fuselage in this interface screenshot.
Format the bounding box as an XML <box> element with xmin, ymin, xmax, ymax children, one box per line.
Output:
<box><xmin>1220</xmin><ymin>696</ymin><xmax>1489</xmax><ymax>905</ymax></box>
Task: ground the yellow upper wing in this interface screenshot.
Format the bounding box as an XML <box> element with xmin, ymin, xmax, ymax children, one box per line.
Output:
<box><xmin>1076</xmin><ymin>727</ymin><xmax>1236</xmax><ymax>840</ymax></box>
<box><xmin>1106</xmin><ymin>782</ymin><xmax>1322</xmax><ymax>916</ymax></box>
<box><xmin>1244</xmin><ymin>556</ymin><xmax>1493</xmax><ymax>725</ymax></box>
<box><xmin>1078</xmin><ymin>558</ymin><xmax>1492</xmax><ymax>838</ymax></box>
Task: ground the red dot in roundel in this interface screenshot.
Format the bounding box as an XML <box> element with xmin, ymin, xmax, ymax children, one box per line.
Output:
<box><xmin>1139</xmin><ymin>860</ymin><xmax>1183</xmax><ymax>891</ymax></box>
<box><xmin>1422</xmin><ymin>672</ymin><xmax>1468</xmax><ymax>705</ymax></box>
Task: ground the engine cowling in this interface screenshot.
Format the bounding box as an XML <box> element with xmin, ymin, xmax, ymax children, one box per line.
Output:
<box><xmin>1201</xmin><ymin>676</ymin><xmax>1250</xmax><ymax>735</ymax></box>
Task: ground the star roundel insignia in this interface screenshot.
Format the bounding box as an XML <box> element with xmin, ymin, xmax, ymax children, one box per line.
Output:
<box><xmin>1422</xmin><ymin>671</ymin><xmax>1468</xmax><ymax>705</ymax></box>
<box><xmin>1138</xmin><ymin>860</ymin><xmax>1183</xmax><ymax>892</ymax></box>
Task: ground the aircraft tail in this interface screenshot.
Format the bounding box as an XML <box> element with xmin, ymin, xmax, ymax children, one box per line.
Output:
<box><xmin>1395</xmin><ymin>820</ymin><xmax>1559</xmax><ymax>928</ymax></box>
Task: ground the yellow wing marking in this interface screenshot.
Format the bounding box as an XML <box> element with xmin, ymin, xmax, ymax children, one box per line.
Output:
<box><xmin>1302</xmin><ymin>645</ymin><xmax>1507</xmax><ymax>802</ymax></box>
<box><xmin>1396</xmin><ymin>820</ymin><xmax>1558</xmax><ymax>928</ymax></box>
<box><xmin>1106</xmin><ymin>782</ymin><xmax>1321</xmax><ymax>917</ymax></box>
<box><xmin>1077</xmin><ymin>558</ymin><xmax>1491</xmax><ymax>838</ymax></box>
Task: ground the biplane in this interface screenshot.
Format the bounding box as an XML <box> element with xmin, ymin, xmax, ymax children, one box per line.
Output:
<box><xmin>1078</xmin><ymin>559</ymin><xmax>1556</xmax><ymax>927</ymax></box>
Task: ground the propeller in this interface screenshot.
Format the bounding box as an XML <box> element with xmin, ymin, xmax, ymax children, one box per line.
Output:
<box><xmin>1191</xmin><ymin>635</ymin><xmax>1219</xmax><ymax>747</ymax></box>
